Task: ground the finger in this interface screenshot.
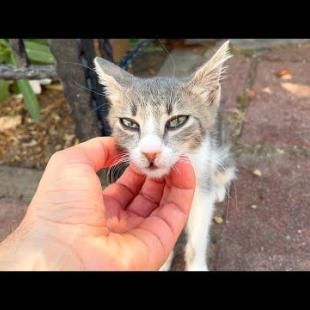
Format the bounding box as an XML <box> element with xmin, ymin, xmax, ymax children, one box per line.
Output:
<box><xmin>126</xmin><ymin>177</ymin><xmax>165</xmax><ymax>217</ymax></box>
<box><xmin>161</xmin><ymin>158</ymin><xmax>196</xmax><ymax>210</ymax></box>
<box><xmin>128</xmin><ymin>160</ymin><xmax>196</xmax><ymax>267</ymax></box>
<box><xmin>103</xmin><ymin>164</ymin><xmax>146</xmax><ymax>208</ymax></box>
<box><xmin>49</xmin><ymin>137</ymin><xmax>121</xmax><ymax>172</ymax></box>
<box><xmin>159</xmin><ymin>183</ymin><xmax>171</xmax><ymax>207</ymax></box>
<box><xmin>166</xmin><ymin>158</ymin><xmax>196</xmax><ymax>190</ymax></box>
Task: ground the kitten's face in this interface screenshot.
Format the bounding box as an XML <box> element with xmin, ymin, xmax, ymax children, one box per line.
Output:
<box><xmin>95</xmin><ymin>41</ymin><xmax>231</xmax><ymax>178</ymax></box>
<box><xmin>107</xmin><ymin>78</ymin><xmax>210</xmax><ymax>177</ymax></box>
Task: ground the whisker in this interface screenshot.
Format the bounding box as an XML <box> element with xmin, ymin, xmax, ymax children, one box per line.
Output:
<box><xmin>61</xmin><ymin>62</ymin><xmax>112</xmax><ymax>114</ymax></box>
<box><xmin>225</xmin><ymin>182</ymin><xmax>233</xmax><ymax>223</ymax></box>
<box><xmin>157</xmin><ymin>39</ymin><xmax>176</xmax><ymax>78</ymax></box>
<box><xmin>61</xmin><ymin>61</ymin><xmax>98</xmax><ymax>74</ymax></box>
<box><xmin>71</xmin><ymin>80</ymin><xmax>106</xmax><ymax>98</ymax></box>
<box><xmin>109</xmin><ymin>155</ymin><xmax>130</xmax><ymax>167</ymax></box>
<box><xmin>91</xmin><ymin>103</ymin><xmax>110</xmax><ymax>113</ymax></box>
<box><xmin>213</xmin><ymin>157</ymin><xmax>227</xmax><ymax>172</ymax></box>
<box><xmin>105</xmin><ymin>157</ymin><xmax>130</xmax><ymax>183</ymax></box>
<box><xmin>233</xmin><ymin>181</ymin><xmax>238</xmax><ymax>211</ymax></box>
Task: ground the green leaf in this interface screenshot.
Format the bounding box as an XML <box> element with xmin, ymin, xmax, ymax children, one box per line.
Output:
<box><xmin>24</xmin><ymin>40</ymin><xmax>54</xmax><ymax>64</ymax></box>
<box><xmin>0</xmin><ymin>49</ymin><xmax>11</xmax><ymax>64</ymax></box>
<box><xmin>16</xmin><ymin>79</ymin><xmax>40</xmax><ymax>120</ymax></box>
<box><xmin>0</xmin><ymin>80</ymin><xmax>10</xmax><ymax>102</ymax></box>
<box><xmin>11</xmin><ymin>81</ymin><xmax>20</xmax><ymax>94</ymax></box>
<box><xmin>9</xmin><ymin>50</ymin><xmax>40</xmax><ymax>120</ymax></box>
<box><xmin>0</xmin><ymin>39</ymin><xmax>53</xmax><ymax>64</ymax></box>
<box><xmin>129</xmin><ymin>38</ymin><xmax>138</xmax><ymax>46</ymax></box>
<box><xmin>145</xmin><ymin>45</ymin><xmax>164</xmax><ymax>53</ymax></box>
<box><xmin>0</xmin><ymin>41</ymin><xmax>11</xmax><ymax>64</ymax></box>
<box><xmin>26</xmin><ymin>39</ymin><xmax>49</xmax><ymax>45</ymax></box>
<box><xmin>0</xmin><ymin>39</ymin><xmax>9</xmax><ymax>47</ymax></box>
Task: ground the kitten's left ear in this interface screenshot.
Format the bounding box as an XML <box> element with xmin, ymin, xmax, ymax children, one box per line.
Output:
<box><xmin>184</xmin><ymin>40</ymin><xmax>232</xmax><ymax>104</ymax></box>
<box><xmin>94</xmin><ymin>57</ymin><xmax>134</xmax><ymax>102</ymax></box>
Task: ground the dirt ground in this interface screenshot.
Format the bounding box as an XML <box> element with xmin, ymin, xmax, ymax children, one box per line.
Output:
<box><xmin>0</xmin><ymin>88</ymin><xmax>77</xmax><ymax>169</ymax></box>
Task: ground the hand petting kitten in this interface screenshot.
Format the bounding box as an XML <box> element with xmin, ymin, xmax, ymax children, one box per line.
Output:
<box><xmin>0</xmin><ymin>137</ymin><xmax>195</xmax><ymax>271</ymax></box>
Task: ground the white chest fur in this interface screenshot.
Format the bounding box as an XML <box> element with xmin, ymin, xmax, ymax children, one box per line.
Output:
<box><xmin>188</xmin><ymin>138</ymin><xmax>213</xmax><ymax>184</ymax></box>
<box><xmin>185</xmin><ymin>138</ymin><xmax>218</xmax><ymax>270</ymax></box>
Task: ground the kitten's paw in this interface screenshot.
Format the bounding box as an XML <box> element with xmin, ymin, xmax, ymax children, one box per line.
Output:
<box><xmin>186</xmin><ymin>264</ymin><xmax>208</xmax><ymax>272</ymax></box>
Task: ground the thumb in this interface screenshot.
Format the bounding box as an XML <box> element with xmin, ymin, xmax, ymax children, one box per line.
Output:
<box><xmin>51</xmin><ymin>137</ymin><xmax>122</xmax><ymax>171</ymax></box>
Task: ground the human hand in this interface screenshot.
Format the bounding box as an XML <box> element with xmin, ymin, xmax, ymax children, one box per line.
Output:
<box><xmin>0</xmin><ymin>137</ymin><xmax>195</xmax><ymax>271</ymax></box>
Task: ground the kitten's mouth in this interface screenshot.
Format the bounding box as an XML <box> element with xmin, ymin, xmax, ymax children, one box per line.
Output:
<box><xmin>139</xmin><ymin>161</ymin><xmax>171</xmax><ymax>178</ymax></box>
<box><xmin>147</xmin><ymin>162</ymin><xmax>159</xmax><ymax>170</ymax></box>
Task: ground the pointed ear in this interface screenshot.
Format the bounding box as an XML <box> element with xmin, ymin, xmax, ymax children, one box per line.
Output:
<box><xmin>94</xmin><ymin>57</ymin><xmax>134</xmax><ymax>101</ymax></box>
<box><xmin>184</xmin><ymin>40</ymin><xmax>232</xmax><ymax>104</ymax></box>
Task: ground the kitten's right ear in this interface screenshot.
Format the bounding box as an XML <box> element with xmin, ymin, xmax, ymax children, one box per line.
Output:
<box><xmin>183</xmin><ymin>40</ymin><xmax>232</xmax><ymax>105</ymax></box>
<box><xmin>94</xmin><ymin>57</ymin><xmax>133</xmax><ymax>101</ymax></box>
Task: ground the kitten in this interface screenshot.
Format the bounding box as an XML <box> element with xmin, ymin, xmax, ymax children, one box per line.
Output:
<box><xmin>94</xmin><ymin>41</ymin><xmax>236</xmax><ymax>271</ymax></box>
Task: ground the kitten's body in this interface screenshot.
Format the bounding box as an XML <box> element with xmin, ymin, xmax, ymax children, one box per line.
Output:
<box><xmin>161</xmin><ymin>114</ymin><xmax>235</xmax><ymax>270</ymax></box>
<box><xmin>95</xmin><ymin>41</ymin><xmax>236</xmax><ymax>271</ymax></box>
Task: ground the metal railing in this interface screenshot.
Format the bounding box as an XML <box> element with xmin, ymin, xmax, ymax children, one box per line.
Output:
<box><xmin>0</xmin><ymin>39</ymin><xmax>57</xmax><ymax>80</ymax></box>
<box><xmin>0</xmin><ymin>39</ymin><xmax>154</xmax><ymax>80</ymax></box>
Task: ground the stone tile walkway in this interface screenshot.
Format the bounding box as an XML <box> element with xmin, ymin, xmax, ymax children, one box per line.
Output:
<box><xmin>160</xmin><ymin>39</ymin><xmax>310</xmax><ymax>270</ymax></box>
<box><xmin>214</xmin><ymin>40</ymin><xmax>310</xmax><ymax>270</ymax></box>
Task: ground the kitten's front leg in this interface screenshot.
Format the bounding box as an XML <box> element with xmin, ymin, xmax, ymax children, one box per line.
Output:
<box><xmin>185</xmin><ymin>188</ymin><xmax>215</xmax><ymax>271</ymax></box>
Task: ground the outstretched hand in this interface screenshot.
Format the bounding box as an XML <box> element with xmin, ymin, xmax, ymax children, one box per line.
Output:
<box><xmin>0</xmin><ymin>137</ymin><xmax>195</xmax><ymax>271</ymax></box>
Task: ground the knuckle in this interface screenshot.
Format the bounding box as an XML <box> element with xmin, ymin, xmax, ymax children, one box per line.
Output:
<box><xmin>50</xmin><ymin>150</ymin><xmax>66</xmax><ymax>163</ymax></box>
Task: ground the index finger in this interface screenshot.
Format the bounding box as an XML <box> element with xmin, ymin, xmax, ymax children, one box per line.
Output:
<box><xmin>129</xmin><ymin>160</ymin><xmax>196</xmax><ymax>264</ymax></box>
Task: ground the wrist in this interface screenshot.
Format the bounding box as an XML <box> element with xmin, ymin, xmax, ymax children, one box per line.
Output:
<box><xmin>0</xmin><ymin>223</ymin><xmax>39</xmax><ymax>271</ymax></box>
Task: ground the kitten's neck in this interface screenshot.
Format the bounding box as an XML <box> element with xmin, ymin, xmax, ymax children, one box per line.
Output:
<box><xmin>187</xmin><ymin>136</ymin><xmax>213</xmax><ymax>183</ymax></box>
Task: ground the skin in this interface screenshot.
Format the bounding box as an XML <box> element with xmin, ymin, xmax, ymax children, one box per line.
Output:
<box><xmin>0</xmin><ymin>137</ymin><xmax>195</xmax><ymax>271</ymax></box>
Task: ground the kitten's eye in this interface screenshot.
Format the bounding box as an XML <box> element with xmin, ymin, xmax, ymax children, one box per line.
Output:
<box><xmin>120</xmin><ymin>118</ymin><xmax>140</xmax><ymax>130</ymax></box>
<box><xmin>166</xmin><ymin>115</ymin><xmax>189</xmax><ymax>130</ymax></box>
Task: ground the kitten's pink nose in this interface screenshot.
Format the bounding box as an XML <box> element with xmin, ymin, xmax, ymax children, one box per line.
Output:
<box><xmin>143</xmin><ymin>152</ymin><xmax>160</xmax><ymax>162</ymax></box>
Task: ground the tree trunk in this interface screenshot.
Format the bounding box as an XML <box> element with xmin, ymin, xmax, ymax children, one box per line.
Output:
<box><xmin>49</xmin><ymin>39</ymin><xmax>102</xmax><ymax>142</ymax></box>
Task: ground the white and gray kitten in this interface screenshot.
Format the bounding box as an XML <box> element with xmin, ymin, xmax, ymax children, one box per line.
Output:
<box><xmin>94</xmin><ymin>41</ymin><xmax>236</xmax><ymax>271</ymax></box>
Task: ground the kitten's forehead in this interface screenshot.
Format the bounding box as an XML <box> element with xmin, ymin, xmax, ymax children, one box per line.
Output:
<box><xmin>135</xmin><ymin>77</ymin><xmax>181</xmax><ymax>94</ymax></box>
<box><xmin>130</xmin><ymin>77</ymin><xmax>183</xmax><ymax>113</ymax></box>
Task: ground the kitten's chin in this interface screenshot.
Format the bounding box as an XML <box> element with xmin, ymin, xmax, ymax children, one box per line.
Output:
<box><xmin>140</xmin><ymin>166</ymin><xmax>171</xmax><ymax>179</ymax></box>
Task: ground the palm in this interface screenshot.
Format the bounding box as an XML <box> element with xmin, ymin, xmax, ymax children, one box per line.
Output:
<box><xmin>22</xmin><ymin>138</ymin><xmax>195</xmax><ymax>271</ymax></box>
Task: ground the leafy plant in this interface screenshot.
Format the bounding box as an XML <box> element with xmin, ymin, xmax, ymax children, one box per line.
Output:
<box><xmin>10</xmin><ymin>52</ymin><xmax>40</xmax><ymax>120</ymax></box>
<box><xmin>0</xmin><ymin>39</ymin><xmax>55</xmax><ymax>121</ymax></box>
<box><xmin>128</xmin><ymin>38</ymin><xmax>138</xmax><ymax>46</ymax></box>
<box><xmin>24</xmin><ymin>40</ymin><xmax>54</xmax><ymax>64</ymax></box>
<box><xmin>0</xmin><ymin>80</ymin><xmax>9</xmax><ymax>102</ymax></box>
<box><xmin>0</xmin><ymin>39</ymin><xmax>11</xmax><ymax>103</ymax></box>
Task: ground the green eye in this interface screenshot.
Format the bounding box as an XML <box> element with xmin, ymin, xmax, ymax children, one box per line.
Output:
<box><xmin>120</xmin><ymin>118</ymin><xmax>140</xmax><ymax>130</ymax></box>
<box><xmin>166</xmin><ymin>115</ymin><xmax>189</xmax><ymax>130</ymax></box>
